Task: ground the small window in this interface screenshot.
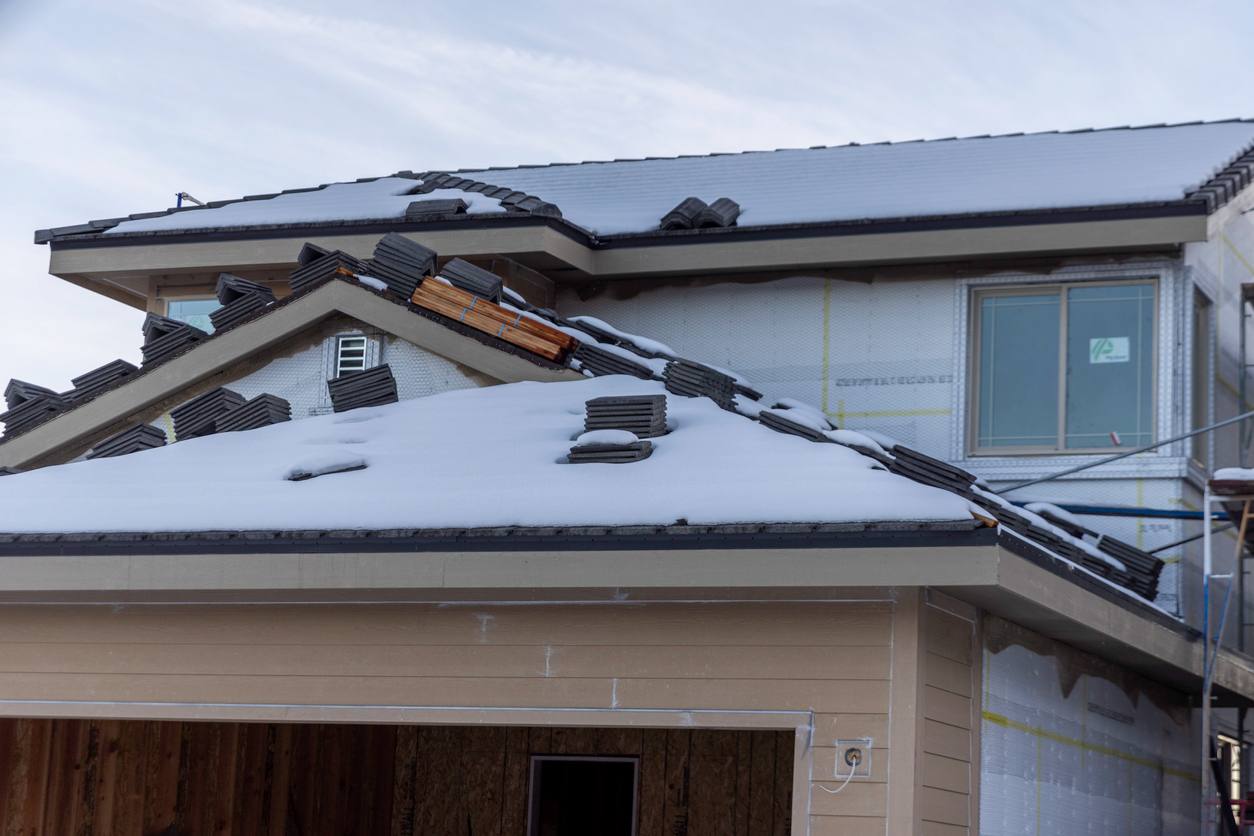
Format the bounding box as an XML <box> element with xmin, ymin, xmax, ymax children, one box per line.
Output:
<box><xmin>528</xmin><ymin>756</ymin><xmax>638</xmax><ymax>836</ymax></box>
<box><xmin>336</xmin><ymin>336</ymin><xmax>368</xmax><ymax>375</ymax></box>
<box><xmin>167</xmin><ymin>298</ymin><xmax>219</xmax><ymax>333</ymax></box>
<box><xmin>971</xmin><ymin>280</ymin><xmax>1156</xmax><ymax>453</ymax></box>
<box><xmin>1192</xmin><ymin>290</ymin><xmax>1213</xmax><ymax>464</ymax></box>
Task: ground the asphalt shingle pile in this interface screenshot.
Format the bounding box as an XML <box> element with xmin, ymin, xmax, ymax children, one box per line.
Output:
<box><xmin>68</xmin><ymin>360</ymin><xmax>139</xmax><ymax>403</ymax></box>
<box><xmin>1029</xmin><ymin>504</ymin><xmax>1162</xmax><ymax>599</ymax></box>
<box><xmin>140</xmin><ymin>313</ymin><xmax>210</xmax><ymax>368</ymax></box>
<box><xmin>659</xmin><ymin>196</ymin><xmax>741</xmax><ymax>230</ymax></box>
<box><xmin>210</xmin><ymin>274</ymin><xmax>276</xmax><ymax>332</ymax></box>
<box><xmin>327</xmin><ymin>364</ymin><xmax>398</xmax><ymax>413</ymax></box>
<box><xmin>439</xmin><ymin>258</ymin><xmax>504</xmax><ymax>302</ymax></box>
<box><xmin>663</xmin><ymin>360</ymin><xmax>736</xmax><ymax>408</ymax></box>
<box><xmin>405</xmin><ymin>198</ymin><xmax>468</xmax><ymax>220</ymax></box>
<box><xmin>568</xmin><ymin>435</ymin><xmax>654</xmax><ymax>464</ymax></box>
<box><xmin>170</xmin><ymin>387</ymin><xmax>246</xmax><ymax>440</ymax></box>
<box><xmin>757</xmin><ymin>408</ymin><xmax>830</xmax><ymax>442</ymax></box>
<box><xmin>572</xmin><ymin>343</ymin><xmax>655</xmax><ymax>379</ymax></box>
<box><xmin>289</xmin><ymin>250</ymin><xmax>370</xmax><ymax>293</ymax></box>
<box><xmin>86</xmin><ymin>424</ymin><xmax>168</xmax><ymax>460</ymax></box>
<box><xmin>584</xmin><ymin>395</ymin><xmax>667</xmax><ymax>438</ymax></box>
<box><xmin>0</xmin><ymin>380</ymin><xmax>67</xmax><ymax>439</ymax></box>
<box><xmin>216</xmin><ymin>393</ymin><xmax>292</xmax><ymax>433</ymax></box>
<box><xmin>368</xmin><ymin>232</ymin><xmax>436</xmax><ymax>297</ymax></box>
<box><xmin>888</xmin><ymin>446</ymin><xmax>978</xmax><ymax>496</ymax></box>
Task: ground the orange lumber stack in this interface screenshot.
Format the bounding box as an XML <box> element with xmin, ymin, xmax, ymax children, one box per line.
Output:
<box><xmin>410</xmin><ymin>279</ymin><xmax>577</xmax><ymax>363</ymax></box>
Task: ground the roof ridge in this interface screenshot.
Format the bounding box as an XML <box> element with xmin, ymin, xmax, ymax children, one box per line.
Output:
<box><xmin>446</xmin><ymin>117</ymin><xmax>1254</xmax><ymax>175</ymax></box>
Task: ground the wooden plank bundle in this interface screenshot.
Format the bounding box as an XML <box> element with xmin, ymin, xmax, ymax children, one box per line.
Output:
<box><xmin>410</xmin><ymin>279</ymin><xmax>576</xmax><ymax>362</ymax></box>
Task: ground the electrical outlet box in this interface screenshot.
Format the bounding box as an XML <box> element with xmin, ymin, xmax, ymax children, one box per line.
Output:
<box><xmin>833</xmin><ymin>738</ymin><xmax>873</xmax><ymax>778</ymax></box>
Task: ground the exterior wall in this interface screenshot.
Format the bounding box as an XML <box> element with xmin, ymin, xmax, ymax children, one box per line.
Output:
<box><xmin>560</xmin><ymin>261</ymin><xmax>1195</xmax><ymax>613</ymax></box>
<box><xmin>979</xmin><ymin>615</ymin><xmax>1197</xmax><ymax>835</ymax></box>
<box><xmin>0</xmin><ymin>719</ymin><xmax>793</xmax><ymax>835</ymax></box>
<box><xmin>0</xmin><ymin>598</ymin><xmax>915</xmax><ymax>835</ymax></box>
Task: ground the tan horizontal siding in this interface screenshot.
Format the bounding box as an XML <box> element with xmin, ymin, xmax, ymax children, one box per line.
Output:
<box><xmin>918</xmin><ymin>601</ymin><xmax>977</xmax><ymax>835</ymax></box>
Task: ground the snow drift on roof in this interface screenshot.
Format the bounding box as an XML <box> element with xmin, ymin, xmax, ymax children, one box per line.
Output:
<box><xmin>0</xmin><ymin>377</ymin><xmax>972</xmax><ymax>534</ymax></box>
<box><xmin>106</xmin><ymin>181</ymin><xmax>505</xmax><ymax>235</ymax></box>
<box><xmin>89</xmin><ymin>122</ymin><xmax>1254</xmax><ymax>238</ymax></box>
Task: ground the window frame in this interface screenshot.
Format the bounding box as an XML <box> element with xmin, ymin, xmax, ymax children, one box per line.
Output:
<box><xmin>164</xmin><ymin>296</ymin><xmax>221</xmax><ymax>333</ymax></box>
<box><xmin>526</xmin><ymin>755</ymin><xmax>640</xmax><ymax>836</ymax></box>
<box><xmin>1191</xmin><ymin>288</ymin><xmax>1214</xmax><ymax>468</ymax></box>
<box><xmin>967</xmin><ymin>278</ymin><xmax>1159</xmax><ymax>456</ymax></box>
<box><xmin>335</xmin><ymin>335</ymin><xmax>369</xmax><ymax>376</ymax></box>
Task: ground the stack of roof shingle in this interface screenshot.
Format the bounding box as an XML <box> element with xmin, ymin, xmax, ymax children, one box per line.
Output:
<box><xmin>210</xmin><ymin>274</ymin><xmax>276</xmax><ymax>332</ymax></box>
<box><xmin>888</xmin><ymin>446</ymin><xmax>978</xmax><ymax>497</ymax></box>
<box><xmin>405</xmin><ymin>198</ymin><xmax>468</xmax><ymax>220</ymax></box>
<box><xmin>660</xmin><ymin>196</ymin><xmax>741</xmax><ymax>230</ymax></box>
<box><xmin>368</xmin><ymin>233</ymin><xmax>436</xmax><ymax>298</ymax></box>
<box><xmin>289</xmin><ymin>250</ymin><xmax>370</xmax><ymax>293</ymax></box>
<box><xmin>662</xmin><ymin>360</ymin><xmax>736</xmax><ymax>408</ymax></box>
<box><xmin>86</xmin><ymin>424</ymin><xmax>168</xmax><ymax>459</ymax></box>
<box><xmin>0</xmin><ymin>380</ymin><xmax>67</xmax><ymax>439</ymax></box>
<box><xmin>170</xmin><ymin>387</ymin><xmax>246</xmax><ymax>439</ymax></box>
<box><xmin>216</xmin><ymin>394</ymin><xmax>292</xmax><ymax>433</ymax></box>
<box><xmin>757</xmin><ymin>407</ymin><xmax>830</xmax><ymax>442</ymax></box>
<box><xmin>68</xmin><ymin>360</ymin><xmax>139</xmax><ymax>403</ymax></box>
<box><xmin>438</xmin><ymin>258</ymin><xmax>503</xmax><ymax>303</ymax></box>
<box><xmin>327</xmin><ymin>365</ymin><xmax>398</xmax><ymax>413</ymax></box>
<box><xmin>568</xmin><ymin>433</ymin><xmax>654</xmax><ymax>464</ymax></box>
<box><xmin>584</xmin><ymin>395</ymin><xmax>668</xmax><ymax>438</ymax></box>
<box><xmin>141</xmin><ymin>314</ymin><xmax>210</xmax><ymax>368</ymax></box>
<box><xmin>572</xmin><ymin>343</ymin><xmax>655</xmax><ymax>379</ymax></box>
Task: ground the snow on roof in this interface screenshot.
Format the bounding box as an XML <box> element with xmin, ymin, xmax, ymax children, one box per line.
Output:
<box><xmin>0</xmin><ymin>377</ymin><xmax>974</xmax><ymax>534</ymax></box>
<box><xmin>89</xmin><ymin>121</ymin><xmax>1254</xmax><ymax>238</ymax></box>
<box><xmin>106</xmin><ymin>182</ymin><xmax>505</xmax><ymax>235</ymax></box>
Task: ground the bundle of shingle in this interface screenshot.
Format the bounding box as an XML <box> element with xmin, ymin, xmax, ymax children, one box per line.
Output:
<box><xmin>584</xmin><ymin>395</ymin><xmax>668</xmax><ymax>438</ymax></box>
<box><xmin>887</xmin><ymin>446</ymin><xmax>978</xmax><ymax>497</ymax></box>
<box><xmin>659</xmin><ymin>196</ymin><xmax>741</xmax><ymax>230</ymax></box>
<box><xmin>437</xmin><ymin>258</ymin><xmax>503</xmax><ymax>303</ymax></box>
<box><xmin>215</xmin><ymin>393</ymin><xmax>292</xmax><ymax>433</ymax></box>
<box><xmin>758</xmin><ymin>407</ymin><xmax>830</xmax><ymax>442</ymax></box>
<box><xmin>170</xmin><ymin>387</ymin><xmax>246</xmax><ymax>439</ymax></box>
<box><xmin>368</xmin><ymin>233</ymin><xmax>436</xmax><ymax>298</ymax></box>
<box><xmin>210</xmin><ymin>274</ymin><xmax>276</xmax><ymax>332</ymax></box>
<box><xmin>86</xmin><ymin>424</ymin><xmax>167</xmax><ymax>460</ymax></box>
<box><xmin>572</xmin><ymin>343</ymin><xmax>655</xmax><ymax>379</ymax></box>
<box><xmin>289</xmin><ymin>249</ymin><xmax>370</xmax><ymax>293</ymax></box>
<box><xmin>327</xmin><ymin>364</ymin><xmax>398</xmax><ymax>413</ymax></box>
<box><xmin>1028</xmin><ymin>504</ymin><xmax>1162</xmax><ymax>599</ymax></box>
<box><xmin>568</xmin><ymin>432</ymin><xmax>654</xmax><ymax>464</ymax></box>
<box><xmin>0</xmin><ymin>380</ymin><xmax>67</xmax><ymax>439</ymax></box>
<box><xmin>663</xmin><ymin>360</ymin><xmax>737</xmax><ymax>408</ymax></box>
<box><xmin>141</xmin><ymin>313</ymin><xmax>210</xmax><ymax>368</ymax></box>
<box><xmin>68</xmin><ymin>359</ymin><xmax>138</xmax><ymax>403</ymax></box>
<box><xmin>405</xmin><ymin>198</ymin><xmax>469</xmax><ymax>220</ymax></box>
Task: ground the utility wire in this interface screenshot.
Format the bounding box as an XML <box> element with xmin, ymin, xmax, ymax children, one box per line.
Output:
<box><xmin>1149</xmin><ymin>524</ymin><xmax>1235</xmax><ymax>554</ymax></box>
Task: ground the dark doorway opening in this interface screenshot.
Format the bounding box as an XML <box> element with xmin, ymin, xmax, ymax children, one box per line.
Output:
<box><xmin>528</xmin><ymin>755</ymin><xmax>639</xmax><ymax>836</ymax></box>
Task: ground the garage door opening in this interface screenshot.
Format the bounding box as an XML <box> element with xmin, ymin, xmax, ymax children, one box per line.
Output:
<box><xmin>0</xmin><ymin>717</ymin><xmax>794</xmax><ymax>835</ymax></box>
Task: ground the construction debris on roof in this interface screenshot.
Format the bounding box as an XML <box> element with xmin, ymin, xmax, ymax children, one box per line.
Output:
<box><xmin>215</xmin><ymin>394</ymin><xmax>292</xmax><ymax>433</ymax></box>
<box><xmin>69</xmin><ymin>360</ymin><xmax>139</xmax><ymax>403</ymax></box>
<box><xmin>0</xmin><ymin>389</ymin><xmax>67</xmax><ymax>439</ymax></box>
<box><xmin>438</xmin><ymin>258</ymin><xmax>504</xmax><ymax>303</ymax></box>
<box><xmin>86</xmin><ymin>424</ymin><xmax>167</xmax><ymax>460</ymax></box>
<box><xmin>584</xmin><ymin>395</ymin><xmax>668</xmax><ymax>438</ymax></box>
<box><xmin>367</xmin><ymin>232</ymin><xmax>436</xmax><ymax>297</ymax></box>
<box><xmin>42</xmin><ymin>120</ymin><xmax>1254</xmax><ymax>241</ymax></box>
<box><xmin>663</xmin><ymin>360</ymin><xmax>737</xmax><ymax>409</ymax></box>
<box><xmin>170</xmin><ymin>387</ymin><xmax>246</xmax><ymax>440</ymax></box>
<box><xmin>210</xmin><ymin>274</ymin><xmax>276</xmax><ymax>332</ymax></box>
<box><xmin>327</xmin><ymin>364</ymin><xmax>399</xmax><ymax>413</ymax></box>
<box><xmin>568</xmin><ymin>430</ymin><xmax>653</xmax><ymax>464</ymax></box>
<box><xmin>140</xmin><ymin>313</ymin><xmax>210</xmax><ymax>368</ymax></box>
<box><xmin>289</xmin><ymin>250</ymin><xmax>371</xmax><ymax>293</ymax></box>
<box><xmin>411</xmin><ymin>276</ymin><xmax>575</xmax><ymax>362</ymax></box>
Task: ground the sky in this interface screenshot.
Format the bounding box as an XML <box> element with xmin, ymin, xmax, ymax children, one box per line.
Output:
<box><xmin>1</xmin><ymin>0</ymin><xmax>1253</xmax><ymax>391</ymax></box>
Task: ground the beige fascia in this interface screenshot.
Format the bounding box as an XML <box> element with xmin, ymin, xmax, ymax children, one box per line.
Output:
<box><xmin>0</xmin><ymin>538</ymin><xmax>1244</xmax><ymax>700</ymax></box>
<box><xmin>49</xmin><ymin>214</ymin><xmax>1207</xmax><ymax>305</ymax></box>
<box><xmin>0</xmin><ymin>279</ymin><xmax>581</xmax><ymax>470</ymax></box>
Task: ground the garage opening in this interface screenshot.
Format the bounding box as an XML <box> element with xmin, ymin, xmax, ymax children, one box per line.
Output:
<box><xmin>0</xmin><ymin>718</ymin><xmax>794</xmax><ymax>835</ymax></box>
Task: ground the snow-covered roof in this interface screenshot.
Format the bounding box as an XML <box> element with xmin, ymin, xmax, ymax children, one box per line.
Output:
<box><xmin>44</xmin><ymin>120</ymin><xmax>1254</xmax><ymax>241</ymax></box>
<box><xmin>0</xmin><ymin>376</ymin><xmax>973</xmax><ymax>533</ymax></box>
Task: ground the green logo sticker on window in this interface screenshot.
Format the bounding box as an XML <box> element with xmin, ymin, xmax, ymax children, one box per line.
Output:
<box><xmin>1089</xmin><ymin>336</ymin><xmax>1130</xmax><ymax>364</ymax></box>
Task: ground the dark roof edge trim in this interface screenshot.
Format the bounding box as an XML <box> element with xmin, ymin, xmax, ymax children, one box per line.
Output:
<box><xmin>43</xmin><ymin>199</ymin><xmax>1208</xmax><ymax>253</ymax></box>
<box><xmin>0</xmin><ymin>520</ymin><xmax>992</xmax><ymax>556</ymax></box>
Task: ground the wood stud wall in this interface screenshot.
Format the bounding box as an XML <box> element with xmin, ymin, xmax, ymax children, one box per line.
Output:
<box><xmin>0</xmin><ymin>720</ymin><xmax>792</xmax><ymax>836</ymax></box>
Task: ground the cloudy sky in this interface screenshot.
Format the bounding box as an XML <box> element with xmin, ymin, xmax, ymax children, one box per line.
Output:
<box><xmin>1</xmin><ymin>0</ymin><xmax>1252</xmax><ymax>390</ymax></box>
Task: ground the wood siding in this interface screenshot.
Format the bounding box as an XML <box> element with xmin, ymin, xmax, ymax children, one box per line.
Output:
<box><xmin>0</xmin><ymin>600</ymin><xmax>901</xmax><ymax>834</ymax></box>
<box><xmin>0</xmin><ymin>719</ymin><xmax>792</xmax><ymax>836</ymax></box>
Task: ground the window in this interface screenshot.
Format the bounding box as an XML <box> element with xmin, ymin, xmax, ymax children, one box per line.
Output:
<box><xmin>972</xmin><ymin>281</ymin><xmax>1156</xmax><ymax>453</ymax></box>
<box><xmin>335</xmin><ymin>336</ymin><xmax>368</xmax><ymax>375</ymax></box>
<box><xmin>166</xmin><ymin>298</ymin><xmax>219</xmax><ymax>333</ymax></box>
<box><xmin>1193</xmin><ymin>290</ymin><xmax>1213</xmax><ymax>464</ymax></box>
<box><xmin>528</xmin><ymin>756</ymin><xmax>638</xmax><ymax>836</ymax></box>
